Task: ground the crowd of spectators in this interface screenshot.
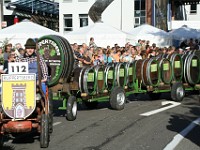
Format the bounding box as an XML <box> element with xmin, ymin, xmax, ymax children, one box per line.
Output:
<box><xmin>73</xmin><ymin>37</ymin><xmax>200</xmax><ymax>67</ymax></box>
<box><xmin>0</xmin><ymin>37</ymin><xmax>200</xmax><ymax>71</ymax></box>
<box><xmin>0</xmin><ymin>43</ymin><xmax>25</xmax><ymax>73</ymax></box>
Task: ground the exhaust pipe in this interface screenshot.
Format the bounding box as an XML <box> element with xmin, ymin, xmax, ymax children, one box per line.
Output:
<box><xmin>88</xmin><ymin>0</ymin><xmax>114</xmax><ymax>23</ymax></box>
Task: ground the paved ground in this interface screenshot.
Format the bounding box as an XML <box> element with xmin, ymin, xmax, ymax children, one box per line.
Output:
<box><xmin>2</xmin><ymin>92</ymin><xmax>200</xmax><ymax>150</ymax></box>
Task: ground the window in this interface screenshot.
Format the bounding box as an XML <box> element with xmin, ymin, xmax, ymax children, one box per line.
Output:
<box><xmin>4</xmin><ymin>0</ymin><xmax>11</xmax><ymax>4</ymax></box>
<box><xmin>79</xmin><ymin>14</ymin><xmax>88</xmax><ymax>27</ymax></box>
<box><xmin>134</xmin><ymin>0</ymin><xmax>146</xmax><ymax>27</ymax></box>
<box><xmin>64</xmin><ymin>14</ymin><xmax>73</xmax><ymax>31</ymax></box>
<box><xmin>190</xmin><ymin>4</ymin><xmax>197</xmax><ymax>14</ymax></box>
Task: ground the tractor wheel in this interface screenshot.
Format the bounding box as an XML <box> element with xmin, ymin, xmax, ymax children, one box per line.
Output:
<box><xmin>171</xmin><ymin>82</ymin><xmax>185</xmax><ymax>102</ymax></box>
<box><xmin>40</xmin><ymin>114</ymin><xmax>50</xmax><ymax>148</ymax></box>
<box><xmin>66</xmin><ymin>96</ymin><xmax>77</xmax><ymax>121</ymax></box>
<box><xmin>110</xmin><ymin>87</ymin><xmax>126</xmax><ymax>110</ymax></box>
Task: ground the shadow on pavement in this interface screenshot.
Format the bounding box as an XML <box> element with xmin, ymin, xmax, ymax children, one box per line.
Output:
<box><xmin>166</xmin><ymin>99</ymin><xmax>200</xmax><ymax>147</ymax></box>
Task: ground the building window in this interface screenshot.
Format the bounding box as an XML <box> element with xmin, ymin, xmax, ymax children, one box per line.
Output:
<box><xmin>79</xmin><ymin>14</ymin><xmax>88</xmax><ymax>27</ymax></box>
<box><xmin>64</xmin><ymin>14</ymin><xmax>73</xmax><ymax>31</ymax></box>
<box><xmin>134</xmin><ymin>0</ymin><xmax>146</xmax><ymax>27</ymax></box>
<box><xmin>190</xmin><ymin>4</ymin><xmax>197</xmax><ymax>14</ymax></box>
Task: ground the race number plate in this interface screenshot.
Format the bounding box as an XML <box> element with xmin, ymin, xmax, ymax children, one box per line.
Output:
<box><xmin>1</xmin><ymin>74</ymin><xmax>36</xmax><ymax>119</ymax></box>
<box><xmin>8</xmin><ymin>62</ymin><xmax>28</xmax><ymax>74</ymax></box>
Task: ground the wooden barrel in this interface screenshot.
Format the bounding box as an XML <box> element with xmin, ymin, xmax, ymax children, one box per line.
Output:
<box><xmin>135</xmin><ymin>58</ymin><xmax>159</xmax><ymax>86</ymax></box>
<box><xmin>166</xmin><ymin>53</ymin><xmax>183</xmax><ymax>82</ymax></box>
<box><xmin>156</xmin><ymin>58</ymin><xmax>173</xmax><ymax>84</ymax></box>
<box><xmin>116</xmin><ymin>63</ymin><xmax>127</xmax><ymax>88</ymax></box>
<box><xmin>183</xmin><ymin>54</ymin><xmax>200</xmax><ymax>85</ymax></box>
<box><xmin>38</xmin><ymin>35</ymin><xmax>74</xmax><ymax>87</ymax></box>
<box><xmin>126</xmin><ymin>61</ymin><xmax>136</xmax><ymax>88</ymax></box>
<box><xmin>105</xmin><ymin>64</ymin><xmax>116</xmax><ymax>91</ymax></box>
<box><xmin>79</xmin><ymin>66</ymin><xmax>96</xmax><ymax>95</ymax></box>
<box><xmin>94</xmin><ymin>65</ymin><xmax>106</xmax><ymax>94</ymax></box>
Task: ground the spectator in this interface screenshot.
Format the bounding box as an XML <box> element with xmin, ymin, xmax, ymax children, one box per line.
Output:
<box><xmin>93</xmin><ymin>54</ymin><xmax>101</xmax><ymax>66</ymax></box>
<box><xmin>180</xmin><ymin>39</ymin><xmax>188</xmax><ymax>49</ymax></box>
<box><xmin>112</xmin><ymin>49</ymin><xmax>121</xmax><ymax>62</ymax></box>
<box><xmin>89</xmin><ymin>37</ymin><xmax>97</xmax><ymax>50</ymax></box>
<box><xmin>82</xmin><ymin>50</ymin><xmax>92</xmax><ymax>67</ymax></box>
<box><xmin>3</xmin><ymin>43</ymin><xmax>12</xmax><ymax>60</ymax></box>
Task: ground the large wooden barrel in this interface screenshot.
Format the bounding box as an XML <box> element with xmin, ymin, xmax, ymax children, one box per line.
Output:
<box><xmin>166</xmin><ymin>53</ymin><xmax>183</xmax><ymax>82</ymax></box>
<box><xmin>156</xmin><ymin>58</ymin><xmax>173</xmax><ymax>84</ymax></box>
<box><xmin>94</xmin><ymin>65</ymin><xmax>106</xmax><ymax>94</ymax></box>
<box><xmin>105</xmin><ymin>64</ymin><xmax>116</xmax><ymax>91</ymax></box>
<box><xmin>135</xmin><ymin>58</ymin><xmax>159</xmax><ymax>86</ymax></box>
<box><xmin>126</xmin><ymin>61</ymin><xmax>136</xmax><ymax>88</ymax></box>
<box><xmin>183</xmin><ymin>54</ymin><xmax>200</xmax><ymax>85</ymax></box>
<box><xmin>79</xmin><ymin>66</ymin><xmax>96</xmax><ymax>95</ymax></box>
<box><xmin>116</xmin><ymin>63</ymin><xmax>127</xmax><ymax>88</ymax></box>
<box><xmin>38</xmin><ymin>35</ymin><xmax>74</xmax><ymax>87</ymax></box>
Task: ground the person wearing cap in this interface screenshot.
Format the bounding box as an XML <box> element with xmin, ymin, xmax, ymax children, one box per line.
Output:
<box><xmin>15</xmin><ymin>38</ymin><xmax>48</xmax><ymax>93</ymax></box>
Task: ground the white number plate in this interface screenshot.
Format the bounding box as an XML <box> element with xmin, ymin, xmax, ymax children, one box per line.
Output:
<box><xmin>8</xmin><ymin>62</ymin><xmax>28</xmax><ymax>74</ymax></box>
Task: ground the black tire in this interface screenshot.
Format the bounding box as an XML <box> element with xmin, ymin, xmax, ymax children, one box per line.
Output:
<box><xmin>48</xmin><ymin>89</ymin><xmax>53</xmax><ymax>134</ymax></box>
<box><xmin>66</xmin><ymin>96</ymin><xmax>77</xmax><ymax>121</ymax></box>
<box><xmin>84</xmin><ymin>101</ymin><xmax>98</xmax><ymax>109</ymax></box>
<box><xmin>171</xmin><ymin>82</ymin><xmax>185</xmax><ymax>102</ymax></box>
<box><xmin>40</xmin><ymin>114</ymin><xmax>50</xmax><ymax>148</ymax></box>
<box><xmin>110</xmin><ymin>87</ymin><xmax>126</xmax><ymax>110</ymax></box>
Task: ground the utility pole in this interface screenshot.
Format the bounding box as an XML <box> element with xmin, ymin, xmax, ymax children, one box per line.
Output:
<box><xmin>0</xmin><ymin>0</ymin><xmax>3</xmax><ymax>29</ymax></box>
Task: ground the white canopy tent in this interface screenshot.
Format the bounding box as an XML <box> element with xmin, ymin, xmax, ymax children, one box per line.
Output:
<box><xmin>0</xmin><ymin>19</ymin><xmax>61</xmax><ymax>47</ymax></box>
<box><xmin>169</xmin><ymin>25</ymin><xmax>200</xmax><ymax>47</ymax></box>
<box><xmin>127</xmin><ymin>24</ymin><xmax>172</xmax><ymax>47</ymax></box>
<box><xmin>64</xmin><ymin>22</ymin><xmax>135</xmax><ymax>47</ymax></box>
<box><xmin>170</xmin><ymin>25</ymin><xmax>200</xmax><ymax>40</ymax></box>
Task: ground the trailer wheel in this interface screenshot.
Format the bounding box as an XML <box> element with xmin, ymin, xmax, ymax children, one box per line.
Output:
<box><xmin>40</xmin><ymin>114</ymin><xmax>50</xmax><ymax>148</ymax></box>
<box><xmin>48</xmin><ymin>89</ymin><xmax>53</xmax><ymax>134</ymax></box>
<box><xmin>84</xmin><ymin>101</ymin><xmax>98</xmax><ymax>109</ymax></box>
<box><xmin>171</xmin><ymin>82</ymin><xmax>185</xmax><ymax>102</ymax></box>
<box><xmin>66</xmin><ymin>96</ymin><xmax>77</xmax><ymax>121</ymax></box>
<box><xmin>110</xmin><ymin>87</ymin><xmax>125</xmax><ymax>110</ymax></box>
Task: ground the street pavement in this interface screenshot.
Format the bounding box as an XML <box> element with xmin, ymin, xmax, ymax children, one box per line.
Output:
<box><xmin>2</xmin><ymin>92</ymin><xmax>200</xmax><ymax>150</ymax></box>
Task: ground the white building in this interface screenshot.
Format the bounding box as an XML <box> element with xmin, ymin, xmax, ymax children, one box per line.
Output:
<box><xmin>59</xmin><ymin>0</ymin><xmax>134</xmax><ymax>35</ymax></box>
<box><xmin>172</xmin><ymin>3</ymin><xmax>200</xmax><ymax>30</ymax></box>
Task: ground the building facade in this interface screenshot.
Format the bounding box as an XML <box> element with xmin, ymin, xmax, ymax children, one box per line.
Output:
<box><xmin>1</xmin><ymin>0</ymin><xmax>59</xmax><ymax>30</ymax></box>
<box><xmin>59</xmin><ymin>0</ymin><xmax>170</xmax><ymax>35</ymax></box>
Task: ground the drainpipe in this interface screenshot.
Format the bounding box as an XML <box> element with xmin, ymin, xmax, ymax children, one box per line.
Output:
<box><xmin>0</xmin><ymin>0</ymin><xmax>3</xmax><ymax>29</ymax></box>
<box><xmin>167</xmin><ymin>0</ymin><xmax>172</xmax><ymax>31</ymax></box>
<box><xmin>151</xmin><ymin>0</ymin><xmax>155</xmax><ymax>26</ymax></box>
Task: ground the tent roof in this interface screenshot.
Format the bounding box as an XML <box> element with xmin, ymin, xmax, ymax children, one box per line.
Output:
<box><xmin>0</xmin><ymin>19</ymin><xmax>59</xmax><ymax>35</ymax></box>
<box><xmin>127</xmin><ymin>24</ymin><xmax>171</xmax><ymax>47</ymax></box>
<box><xmin>65</xmin><ymin>22</ymin><xmax>135</xmax><ymax>47</ymax></box>
<box><xmin>0</xmin><ymin>19</ymin><xmax>60</xmax><ymax>46</ymax></box>
<box><xmin>170</xmin><ymin>26</ymin><xmax>200</xmax><ymax>40</ymax></box>
<box><xmin>67</xmin><ymin>22</ymin><xmax>130</xmax><ymax>36</ymax></box>
<box><xmin>128</xmin><ymin>24</ymin><xmax>168</xmax><ymax>37</ymax></box>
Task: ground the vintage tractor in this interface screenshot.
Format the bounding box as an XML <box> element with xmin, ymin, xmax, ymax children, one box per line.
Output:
<box><xmin>0</xmin><ymin>61</ymin><xmax>52</xmax><ymax>148</ymax></box>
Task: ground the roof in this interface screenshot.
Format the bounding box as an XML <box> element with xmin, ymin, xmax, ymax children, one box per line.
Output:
<box><xmin>6</xmin><ymin>0</ymin><xmax>59</xmax><ymax>17</ymax></box>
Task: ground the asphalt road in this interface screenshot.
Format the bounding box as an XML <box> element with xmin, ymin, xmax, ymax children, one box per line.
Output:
<box><xmin>2</xmin><ymin>92</ymin><xmax>200</xmax><ymax>150</ymax></box>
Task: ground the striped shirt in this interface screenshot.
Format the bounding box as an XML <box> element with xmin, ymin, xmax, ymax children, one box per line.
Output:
<box><xmin>15</xmin><ymin>54</ymin><xmax>48</xmax><ymax>81</ymax></box>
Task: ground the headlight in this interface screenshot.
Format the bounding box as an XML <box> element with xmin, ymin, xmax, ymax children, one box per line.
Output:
<box><xmin>36</xmin><ymin>93</ymin><xmax>42</xmax><ymax>101</ymax></box>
